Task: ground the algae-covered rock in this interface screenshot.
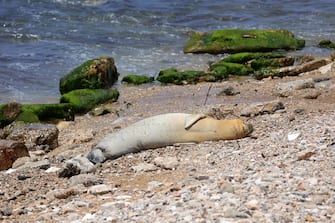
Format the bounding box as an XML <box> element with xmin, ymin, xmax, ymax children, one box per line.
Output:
<box><xmin>157</xmin><ymin>69</ymin><xmax>220</xmax><ymax>85</ymax></box>
<box><xmin>18</xmin><ymin>103</ymin><xmax>75</xmax><ymax>123</ymax></box>
<box><xmin>1</xmin><ymin>103</ymin><xmax>75</xmax><ymax>128</ymax></box>
<box><xmin>250</xmin><ymin>57</ymin><xmax>295</xmax><ymax>70</ymax></box>
<box><xmin>122</xmin><ymin>75</ymin><xmax>154</xmax><ymax>85</ymax></box>
<box><xmin>223</xmin><ymin>52</ymin><xmax>285</xmax><ymax>64</ymax></box>
<box><xmin>184</xmin><ymin>29</ymin><xmax>305</xmax><ymax>54</ymax></box>
<box><xmin>59</xmin><ymin>56</ymin><xmax>119</xmax><ymax>94</ymax></box>
<box><xmin>60</xmin><ymin>89</ymin><xmax>119</xmax><ymax>113</ymax></box>
<box><xmin>318</xmin><ymin>39</ymin><xmax>335</xmax><ymax>48</ymax></box>
<box><xmin>209</xmin><ymin>61</ymin><xmax>253</xmax><ymax>77</ymax></box>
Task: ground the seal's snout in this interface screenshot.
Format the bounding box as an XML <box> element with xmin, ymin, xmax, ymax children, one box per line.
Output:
<box><xmin>87</xmin><ymin>147</ymin><xmax>106</xmax><ymax>164</ymax></box>
<box><xmin>246</xmin><ymin>123</ymin><xmax>253</xmax><ymax>135</ymax></box>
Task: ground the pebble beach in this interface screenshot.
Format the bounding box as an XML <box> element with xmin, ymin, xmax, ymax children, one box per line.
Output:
<box><xmin>1</xmin><ymin>64</ymin><xmax>335</xmax><ymax>222</ymax></box>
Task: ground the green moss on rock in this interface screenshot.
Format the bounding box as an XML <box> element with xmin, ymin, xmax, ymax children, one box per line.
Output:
<box><xmin>122</xmin><ymin>75</ymin><xmax>154</xmax><ymax>85</ymax></box>
<box><xmin>59</xmin><ymin>56</ymin><xmax>119</xmax><ymax>94</ymax></box>
<box><xmin>184</xmin><ymin>29</ymin><xmax>305</xmax><ymax>54</ymax></box>
<box><xmin>318</xmin><ymin>39</ymin><xmax>335</xmax><ymax>48</ymax></box>
<box><xmin>157</xmin><ymin>69</ymin><xmax>219</xmax><ymax>85</ymax></box>
<box><xmin>210</xmin><ymin>61</ymin><xmax>253</xmax><ymax>77</ymax></box>
<box><xmin>60</xmin><ymin>89</ymin><xmax>119</xmax><ymax>113</ymax></box>
<box><xmin>250</xmin><ymin>57</ymin><xmax>295</xmax><ymax>70</ymax></box>
<box><xmin>223</xmin><ymin>52</ymin><xmax>285</xmax><ymax>64</ymax></box>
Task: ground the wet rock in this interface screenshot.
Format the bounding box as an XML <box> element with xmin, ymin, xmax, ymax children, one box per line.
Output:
<box><xmin>59</xmin><ymin>56</ymin><xmax>119</xmax><ymax>94</ymax></box>
<box><xmin>58</xmin><ymin>155</ymin><xmax>96</xmax><ymax>178</ymax></box>
<box><xmin>7</xmin><ymin>124</ymin><xmax>59</xmax><ymax>151</ymax></box>
<box><xmin>0</xmin><ymin>139</ymin><xmax>29</xmax><ymax>171</ymax></box>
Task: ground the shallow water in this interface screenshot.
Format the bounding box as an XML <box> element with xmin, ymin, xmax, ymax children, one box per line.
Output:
<box><xmin>1</xmin><ymin>0</ymin><xmax>334</xmax><ymax>103</ymax></box>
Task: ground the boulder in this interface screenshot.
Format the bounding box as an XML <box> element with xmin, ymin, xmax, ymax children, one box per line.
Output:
<box><xmin>122</xmin><ymin>75</ymin><xmax>154</xmax><ymax>85</ymax></box>
<box><xmin>184</xmin><ymin>29</ymin><xmax>305</xmax><ymax>54</ymax></box>
<box><xmin>157</xmin><ymin>68</ymin><xmax>220</xmax><ymax>85</ymax></box>
<box><xmin>209</xmin><ymin>61</ymin><xmax>253</xmax><ymax>78</ymax></box>
<box><xmin>254</xmin><ymin>58</ymin><xmax>331</xmax><ymax>80</ymax></box>
<box><xmin>0</xmin><ymin>102</ymin><xmax>22</xmax><ymax>128</ymax></box>
<box><xmin>7</xmin><ymin>124</ymin><xmax>59</xmax><ymax>151</ymax></box>
<box><xmin>60</xmin><ymin>88</ymin><xmax>119</xmax><ymax>113</ymax></box>
<box><xmin>59</xmin><ymin>56</ymin><xmax>119</xmax><ymax>94</ymax></box>
<box><xmin>318</xmin><ymin>39</ymin><xmax>335</xmax><ymax>48</ymax></box>
<box><xmin>0</xmin><ymin>140</ymin><xmax>29</xmax><ymax>171</ymax></box>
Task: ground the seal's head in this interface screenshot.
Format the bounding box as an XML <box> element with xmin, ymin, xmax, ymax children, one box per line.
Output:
<box><xmin>87</xmin><ymin>147</ymin><xmax>106</xmax><ymax>164</ymax></box>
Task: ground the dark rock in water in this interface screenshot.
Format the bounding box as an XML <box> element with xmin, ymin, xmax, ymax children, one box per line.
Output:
<box><xmin>7</xmin><ymin>124</ymin><xmax>59</xmax><ymax>151</ymax></box>
<box><xmin>60</xmin><ymin>88</ymin><xmax>119</xmax><ymax>113</ymax></box>
<box><xmin>0</xmin><ymin>139</ymin><xmax>29</xmax><ymax>171</ymax></box>
<box><xmin>122</xmin><ymin>74</ymin><xmax>154</xmax><ymax>85</ymax></box>
<box><xmin>184</xmin><ymin>29</ymin><xmax>305</xmax><ymax>54</ymax></box>
<box><xmin>318</xmin><ymin>39</ymin><xmax>335</xmax><ymax>48</ymax></box>
<box><xmin>59</xmin><ymin>56</ymin><xmax>119</xmax><ymax>94</ymax></box>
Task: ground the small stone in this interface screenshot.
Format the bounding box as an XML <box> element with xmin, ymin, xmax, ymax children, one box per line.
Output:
<box><xmin>45</xmin><ymin>166</ymin><xmax>61</xmax><ymax>173</ymax></box>
<box><xmin>147</xmin><ymin>181</ymin><xmax>163</xmax><ymax>190</ymax></box>
<box><xmin>218</xmin><ymin>180</ymin><xmax>234</xmax><ymax>194</ymax></box>
<box><xmin>288</xmin><ymin>132</ymin><xmax>301</xmax><ymax>141</ymax></box>
<box><xmin>88</xmin><ymin>184</ymin><xmax>113</xmax><ymax>195</ymax></box>
<box><xmin>69</xmin><ymin>174</ymin><xmax>103</xmax><ymax>187</ymax></box>
<box><xmin>217</xmin><ymin>86</ymin><xmax>240</xmax><ymax>96</ymax></box>
<box><xmin>17</xmin><ymin>159</ymin><xmax>51</xmax><ymax>170</ymax></box>
<box><xmin>153</xmin><ymin>156</ymin><xmax>179</xmax><ymax>170</ymax></box>
<box><xmin>131</xmin><ymin>163</ymin><xmax>158</xmax><ymax>172</ymax></box>
<box><xmin>246</xmin><ymin>199</ymin><xmax>260</xmax><ymax>210</ymax></box>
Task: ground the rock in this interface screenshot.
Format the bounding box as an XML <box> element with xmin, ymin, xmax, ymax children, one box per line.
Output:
<box><xmin>246</xmin><ymin>199</ymin><xmax>260</xmax><ymax>210</ymax></box>
<box><xmin>59</xmin><ymin>56</ymin><xmax>119</xmax><ymax>94</ymax></box>
<box><xmin>184</xmin><ymin>29</ymin><xmax>305</xmax><ymax>54</ymax></box>
<box><xmin>122</xmin><ymin>75</ymin><xmax>154</xmax><ymax>85</ymax></box>
<box><xmin>0</xmin><ymin>102</ymin><xmax>22</xmax><ymax>128</ymax></box>
<box><xmin>7</xmin><ymin>124</ymin><xmax>59</xmax><ymax>151</ymax></box>
<box><xmin>277</xmin><ymin>78</ymin><xmax>315</xmax><ymax>97</ymax></box>
<box><xmin>0</xmin><ymin>140</ymin><xmax>29</xmax><ymax>171</ymax></box>
<box><xmin>69</xmin><ymin>174</ymin><xmax>103</xmax><ymax>187</ymax></box>
<box><xmin>277</xmin><ymin>58</ymin><xmax>331</xmax><ymax>77</ymax></box>
<box><xmin>217</xmin><ymin>86</ymin><xmax>240</xmax><ymax>96</ymax></box>
<box><xmin>157</xmin><ymin>68</ymin><xmax>218</xmax><ymax>85</ymax></box>
<box><xmin>318</xmin><ymin>39</ymin><xmax>335</xmax><ymax>48</ymax></box>
<box><xmin>240</xmin><ymin>101</ymin><xmax>285</xmax><ymax>117</ymax></box>
<box><xmin>11</xmin><ymin>156</ymin><xmax>32</xmax><ymax>169</ymax></box>
<box><xmin>300</xmin><ymin>89</ymin><xmax>321</xmax><ymax>99</ymax></box>
<box><xmin>17</xmin><ymin>159</ymin><xmax>51</xmax><ymax>170</ymax></box>
<box><xmin>218</xmin><ymin>180</ymin><xmax>235</xmax><ymax>194</ymax></box>
<box><xmin>153</xmin><ymin>156</ymin><xmax>179</xmax><ymax>170</ymax></box>
<box><xmin>287</xmin><ymin>132</ymin><xmax>301</xmax><ymax>141</ymax></box>
<box><xmin>60</xmin><ymin>88</ymin><xmax>119</xmax><ymax>113</ymax></box>
<box><xmin>88</xmin><ymin>184</ymin><xmax>113</xmax><ymax>195</ymax></box>
<box><xmin>58</xmin><ymin>155</ymin><xmax>96</xmax><ymax>178</ymax></box>
<box><xmin>131</xmin><ymin>163</ymin><xmax>158</xmax><ymax>172</ymax></box>
<box><xmin>51</xmin><ymin>185</ymin><xmax>86</xmax><ymax>200</ymax></box>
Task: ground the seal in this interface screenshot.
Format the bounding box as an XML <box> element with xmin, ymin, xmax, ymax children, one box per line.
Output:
<box><xmin>87</xmin><ymin>113</ymin><xmax>252</xmax><ymax>163</ymax></box>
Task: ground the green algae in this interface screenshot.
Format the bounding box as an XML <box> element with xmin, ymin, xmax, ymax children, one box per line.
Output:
<box><xmin>122</xmin><ymin>75</ymin><xmax>154</xmax><ymax>85</ymax></box>
<box><xmin>184</xmin><ymin>29</ymin><xmax>305</xmax><ymax>54</ymax></box>
<box><xmin>59</xmin><ymin>56</ymin><xmax>119</xmax><ymax>94</ymax></box>
<box><xmin>60</xmin><ymin>89</ymin><xmax>119</xmax><ymax>113</ymax></box>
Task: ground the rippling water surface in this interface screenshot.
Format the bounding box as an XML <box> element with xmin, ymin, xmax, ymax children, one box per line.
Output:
<box><xmin>1</xmin><ymin>0</ymin><xmax>335</xmax><ymax>103</ymax></box>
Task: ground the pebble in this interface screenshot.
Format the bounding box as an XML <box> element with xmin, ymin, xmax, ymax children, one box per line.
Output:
<box><xmin>88</xmin><ymin>184</ymin><xmax>113</xmax><ymax>195</ymax></box>
<box><xmin>153</xmin><ymin>156</ymin><xmax>179</xmax><ymax>170</ymax></box>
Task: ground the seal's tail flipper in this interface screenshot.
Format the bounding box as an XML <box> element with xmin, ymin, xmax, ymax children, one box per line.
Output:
<box><xmin>184</xmin><ymin>114</ymin><xmax>207</xmax><ymax>130</ymax></box>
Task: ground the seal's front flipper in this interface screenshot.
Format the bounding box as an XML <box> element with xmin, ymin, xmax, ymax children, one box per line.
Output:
<box><xmin>184</xmin><ymin>114</ymin><xmax>207</xmax><ymax>130</ymax></box>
